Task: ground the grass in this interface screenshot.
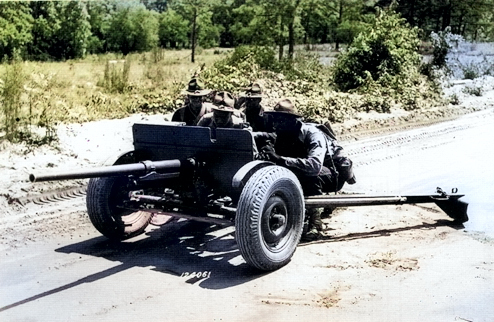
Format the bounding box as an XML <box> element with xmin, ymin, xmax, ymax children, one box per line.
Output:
<box><xmin>0</xmin><ymin>48</ymin><xmax>228</xmax><ymax>144</ymax></box>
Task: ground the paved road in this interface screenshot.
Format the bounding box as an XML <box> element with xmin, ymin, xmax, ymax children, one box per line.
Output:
<box><xmin>1</xmin><ymin>109</ymin><xmax>493</xmax><ymax>321</ymax></box>
<box><xmin>343</xmin><ymin>108</ymin><xmax>494</xmax><ymax>237</ymax></box>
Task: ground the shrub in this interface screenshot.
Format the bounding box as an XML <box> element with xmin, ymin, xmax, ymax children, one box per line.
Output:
<box><xmin>462</xmin><ymin>86</ymin><xmax>483</xmax><ymax>96</ymax></box>
<box><xmin>200</xmin><ymin>46</ymin><xmax>271</xmax><ymax>92</ymax></box>
<box><xmin>224</xmin><ymin>46</ymin><xmax>280</xmax><ymax>72</ymax></box>
<box><xmin>448</xmin><ymin>94</ymin><xmax>460</xmax><ymax>105</ymax></box>
<box><xmin>462</xmin><ymin>64</ymin><xmax>479</xmax><ymax>80</ymax></box>
<box><xmin>98</xmin><ymin>58</ymin><xmax>131</xmax><ymax>93</ymax></box>
<box><xmin>331</xmin><ymin>8</ymin><xmax>421</xmax><ymax>92</ymax></box>
<box><xmin>1</xmin><ymin>56</ymin><xmax>25</xmax><ymax>142</ymax></box>
<box><xmin>429</xmin><ymin>27</ymin><xmax>464</xmax><ymax>69</ymax></box>
<box><xmin>281</xmin><ymin>51</ymin><xmax>328</xmax><ymax>82</ymax></box>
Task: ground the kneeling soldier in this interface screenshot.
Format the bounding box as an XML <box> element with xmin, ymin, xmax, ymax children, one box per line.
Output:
<box><xmin>256</xmin><ymin>99</ymin><xmax>356</xmax><ymax>241</ymax></box>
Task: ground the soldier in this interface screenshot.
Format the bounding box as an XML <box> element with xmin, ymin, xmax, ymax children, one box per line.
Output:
<box><xmin>238</xmin><ymin>83</ymin><xmax>272</xmax><ymax>132</ymax></box>
<box><xmin>197</xmin><ymin>91</ymin><xmax>246</xmax><ymax>129</ymax></box>
<box><xmin>172</xmin><ymin>78</ymin><xmax>213</xmax><ymax>126</ymax></box>
<box><xmin>256</xmin><ymin>98</ymin><xmax>356</xmax><ymax>241</ymax></box>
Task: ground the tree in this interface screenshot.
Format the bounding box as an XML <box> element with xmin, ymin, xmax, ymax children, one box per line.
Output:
<box><xmin>231</xmin><ymin>0</ymin><xmax>279</xmax><ymax>46</ymax></box>
<box><xmin>0</xmin><ymin>1</ymin><xmax>33</xmax><ymax>59</ymax></box>
<box><xmin>29</xmin><ymin>1</ymin><xmax>61</xmax><ymax>60</ymax></box>
<box><xmin>106</xmin><ymin>5</ymin><xmax>159</xmax><ymax>54</ymax></box>
<box><xmin>132</xmin><ymin>7</ymin><xmax>160</xmax><ymax>52</ymax></box>
<box><xmin>86</xmin><ymin>1</ymin><xmax>115</xmax><ymax>54</ymax></box>
<box><xmin>210</xmin><ymin>0</ymin><xmax>237</xmax><ymax>47</ymax></box>
<box><xmin>281</xmin><ymin>0</ymin><xmax>303</xmax><ymax>60</ymax></box>
<box><xmin>171</xmin><ymin>0</ymin><xmax>219</xmax><ymax>62</ymax></box>
<box><xmin>231</xmin><ymin>0</ymin><xmax>303</xmax><ymax>60</ymax></box>
<box><xmin>141</xmin><ymin>0</ymin><xmax>168</xmax><ymax>12</ymax></box>
<box><xmin>331</xmin><ymin>8</ymin><xmax>421</xmax><ymax>91</ymax></box>
<box><xmin>56</xmin><ymin>1</ymin><xmax>92</xmax><ymax>59</ymax></box>
<box><xmin>29</xmin><ymin>1</ymin><xmax>91</xmax><ymax>60</ymax></box>
<box><xmin>158</xmin><ymin>9</ymin><xmax>189</xmax><ymax>48</ymax></box>
<box><xmin>449</xmin><ymin>0</ymin><xmax>494</xmax><ymax>40</ymax></box>
<box><xmin>377</xmin><ymin>0</ymin><xmax>494</xmax><ymax>41</ymax></box>
<box><xmin>197</xmin><ymin>11</ymin><xmax>223</xmax><ymax>48</ymax></box>
<box><xmin>300</xmin><ymin>0</ymin><xmax>334</xmax><ymax>44</ymax></box>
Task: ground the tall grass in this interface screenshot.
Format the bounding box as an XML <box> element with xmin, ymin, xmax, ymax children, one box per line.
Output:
<box><xmin>98</xmin><ymin>58</ymin><xmax>131</xmax><ymax>93</ymax></box>
<box><xmin>1</xmin><ymin>57</ymin><xmax>25</xmax><ymax>142</ymax></box>
<box><xmin>0</xmin><ymin>48</ymin><xmax>225</xmax><ymax>145</ymax></box>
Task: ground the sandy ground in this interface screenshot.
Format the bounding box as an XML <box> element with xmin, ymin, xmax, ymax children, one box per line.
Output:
<box><xmin>1</xmin><ymin>77</ymin><xmax>494</xmax><ymax>321</ymax></box>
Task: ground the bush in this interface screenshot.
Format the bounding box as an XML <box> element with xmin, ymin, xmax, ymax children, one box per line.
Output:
<box><xmin>462</xmin><ymin>63</ymin><xmax>479</xmax><ymax>80</ymax></box>
<box><xmin>331</xmin><ymin>8</ymin><xmax>421</xmax><ymax>92</ymax></box>
<box><xmin>429</xmin><ymin>27</ymin><xmax>464</xmax><ymax>69</ymax></box>
<box><xmin>462</xmin><ymin>86</ymin><xmax>483</xmax><ymax>96</ymax></box>
<box><xmin>225</xmin><ymin>46</ymin><xmax>280</xmax><ymax>72</ymax></box>
<box><xmin>98</xmin><ymin>58</ymin><xmax>131</xmax><ymax>93</ymax></box>
<box><xmin>281</xmin><ymin>51</ymin><xmax>328</xmax><ymax>82</ymax></box>
<box><xmin>1</xmin><ymin>57</ymin><xmax>25</xmax><ymax>141</ymax></box>
<box><xmin>200</xmin><ymin>46</ymin><xmax>276</xmax><ymax>92</ymax></box>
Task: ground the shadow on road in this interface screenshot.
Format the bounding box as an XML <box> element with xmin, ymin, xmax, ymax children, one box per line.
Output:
<box><xmin>0</xmin><ymin>220</ymin><xmax>264</xmax><ymax>313</ymax></box>
<box><xmin>300</xmin><ymin>219</ymin><xmax>464</xmax><ymax>246</ymax></box>
<box><xmin>55</xmin><ymin>220</ymin><xmax>267</xmax><ymax>289</ymax></box>
<box><xmin>0</xmin><ymin>218</ymin><xmax>464</xmax><ymax>313</ymax></box>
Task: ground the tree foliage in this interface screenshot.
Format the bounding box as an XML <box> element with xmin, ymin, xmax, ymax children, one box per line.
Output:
<box><xmin>0</xmin><ymin>0</ymin><xmax>493</xmax><ymax>61</ymax></box>
<box><xmin>377</xmin><ymin>0</ymin><xmax>494</xmax><ymax>41</ymax></box>
<box><xmin>170</xmin><ymin>0</ymin><xmax>219</xmax><ymax>62</ymax></box>
<box><xmin>158</xmin><ymin>8</ymin><xmax>188</xmax><ymax>48</ymax></box>
<box><xmin>331</xmin><ymin>8</ymin><xmax>422</xmax><ymax>91</ymax></box>
<box><xmin>27</xmin><ymin>1</ymin><xmax>91</xmax><ymax>60</ymax></box>
<box><xmin>106</xmin><ymin>5</ymin><xmax>159</xmax><ymax>55</ymax></box>
<box><xmin>0</xmin><ymin>2</ymin><xmax>33</xmax><ymax>59</ymax></box>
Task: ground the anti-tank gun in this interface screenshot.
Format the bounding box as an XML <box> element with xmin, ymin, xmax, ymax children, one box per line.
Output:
<box><xmin>29</xmin><ymin>123</ymin><xmax>469</xmax><ymax>271</ymax></box>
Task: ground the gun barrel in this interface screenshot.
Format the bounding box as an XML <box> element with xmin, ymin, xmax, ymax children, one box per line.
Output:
<box><xmin>29</xmin><ymin>159</ymin><xmax>182</xmax><ymax>182</ymax></box>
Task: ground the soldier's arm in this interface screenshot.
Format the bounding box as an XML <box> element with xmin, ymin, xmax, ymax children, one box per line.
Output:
<box><xmin>171</xmin><ymin>108</ymin><xmax>183</xmax><ymax>122</ymax></box>
<box><xmin>252</xmin><ymin>131</ymin><xmax>276</xmax><ymax>151</ymax></box>
<box><xmin>278</xmin><ymin>131</ymin><xmax>326</xmax><ymax>176</ymax></box>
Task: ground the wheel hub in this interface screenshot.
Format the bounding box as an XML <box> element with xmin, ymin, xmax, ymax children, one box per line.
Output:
<box><xmin>262</xmin><ymin>196</ymin><xmax>288</xmax><ymax>244</ymax></box>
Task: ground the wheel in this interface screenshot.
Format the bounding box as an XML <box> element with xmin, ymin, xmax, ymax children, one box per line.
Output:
<box><xmin>86</xmin><ymin>151</ymin><xmax>152</xmax><ymax>240</ymax></box>
<box><xmin>86</xmin><ymin>176</ymin><xmax>152</xmax><ymax>240</ymax></box>
<box><xmin>235</xmin><ymin>166</ymin><xmax>305</xmax><ymax>271</ymax></box>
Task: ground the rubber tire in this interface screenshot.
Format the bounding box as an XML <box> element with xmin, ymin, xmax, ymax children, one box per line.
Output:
<box><xmin>235</xmin><ymin>166</ymin><xmax>305</xmax><ymax>271</ymax></box>
<box><xmin>86</xmin><ymin>176</ymin><xmax>152</xmax><ymax>240</ymax></box>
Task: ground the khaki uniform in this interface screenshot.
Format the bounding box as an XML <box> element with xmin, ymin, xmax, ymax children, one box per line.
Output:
<box><xmin>197</xmin><ymin>112</ymin><xmax>246</xmax><ymax>129</ymax></box>
<box><xmin>171</xmin><ymin>102</ymin><xmax>214</xmax><ymax>126</ymax></box>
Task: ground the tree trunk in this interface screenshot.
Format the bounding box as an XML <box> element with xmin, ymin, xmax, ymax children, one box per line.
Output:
<box><xmin>288</xmin><ymin>0</ymin><xmax>302</xmax><ymax>60</ymax></box>
<box><xmin>278</xmin><ymin>20</ymin><xmax>284</xmax><ymax>61</ymax></box>
<box><xmin>408</xmin><ymin>0</ymin><xmax>416</xmax><ymax>25</ymax></box>
<box><xmin>335</xmin><ymin>0</ymin><xmax>343</xmax><ymax>51</ymax></box>
<box><xmin>441</xmin><ymin>2</ymin><xmax>451</xmax><ymax>31</ymax></box>
<box><xmin>191</xmin><ymin>9</ymin><xmax>197</xmax><ymax>63</ymax></box>
<box><xmin>288</xmin><ymin>21</ymin><xmax>295</xmax><ymax>60</ymax></box>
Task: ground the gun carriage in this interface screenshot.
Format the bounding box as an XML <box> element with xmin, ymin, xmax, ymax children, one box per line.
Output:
<box><xmin>30</xmin><ymin>123</ymin><xmax>469</xmax><ymax>271</ymax></box>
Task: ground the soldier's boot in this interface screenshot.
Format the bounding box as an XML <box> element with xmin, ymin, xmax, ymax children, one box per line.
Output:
<box><xmin>302</xmin><ymin>208</ymin><xmax>323</xmax><ymax>241</ymax></box>
<box><xmin>321</xmin><ymin>207</ymin><xmax>334</xmax><ymax>219</ymax></box>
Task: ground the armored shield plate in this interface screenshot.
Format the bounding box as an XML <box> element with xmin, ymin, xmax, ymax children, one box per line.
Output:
<box><xmin>132</xmin><ymin>123</ymin><xmax>255</xmax><ymax>193</ymax></box>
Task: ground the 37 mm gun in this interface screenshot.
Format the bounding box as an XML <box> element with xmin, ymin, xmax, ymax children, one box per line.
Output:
<box><xmin>29</xmin><ymin>123</ymin><xmax>468</xmax><ymax>271</ymax></box>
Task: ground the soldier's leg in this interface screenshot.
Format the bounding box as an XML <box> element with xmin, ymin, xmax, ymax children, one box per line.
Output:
<box><xmin>292</xmin><ymin>173</ymin><xmax>322</xmax><ymax>241</ymax></box>
<box><xmin>302</xmin><ymin>207</ymin><xmax>323</xmax><ymax>241</ymax></box>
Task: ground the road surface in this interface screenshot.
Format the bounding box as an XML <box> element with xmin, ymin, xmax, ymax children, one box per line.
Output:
<box><xmin>1</xmin><ymin>109</ymin><xmax>493</xmax><ymax>322</ymax></box>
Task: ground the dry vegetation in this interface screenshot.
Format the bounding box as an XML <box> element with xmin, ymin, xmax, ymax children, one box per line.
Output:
<box><xmin>1</xmin><ymin>41</ymin><xmax>493</xmax><ymax>146</ymax></box>
<box><xmin>0</xmin><ymin>48</ymin><xmax>229</xmax><ymax>144</ymax></box>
